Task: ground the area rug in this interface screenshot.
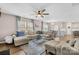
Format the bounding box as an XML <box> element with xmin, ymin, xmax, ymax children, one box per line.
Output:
<box><xmin>21</xmin><ymin>39</ymin><xmax>47</xmax><ymax>55</ymax></box>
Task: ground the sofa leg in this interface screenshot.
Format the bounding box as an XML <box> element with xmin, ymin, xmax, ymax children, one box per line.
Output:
<box><xmin>45</xmin><ymin>50</ymin><xmax>48</xmax><ymax>55</ymax></box>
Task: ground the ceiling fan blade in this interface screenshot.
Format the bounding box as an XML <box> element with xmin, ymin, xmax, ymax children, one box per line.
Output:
<box><xmin>34</xmin><ymin>11</ymin><xmax>39</xmax><ymax>15</ymax></box>
<box><xmin>41</xmin><ymin>9</ymin><xmax>46</xmax><ymax>12</ymax></box>
<box><xmin>43</xmin><ymin>13</ymin><xmax>49</xmax><ymax>15</ymax></box>
<box><xmin>34</xmin><ymin>11</ymin><xmax>36</xmax><ymax>13</ymax></box>
<box><xmin>41</xmin><ymin>15</ymin><xmax>44</xmax><ymax>18</ymax></box>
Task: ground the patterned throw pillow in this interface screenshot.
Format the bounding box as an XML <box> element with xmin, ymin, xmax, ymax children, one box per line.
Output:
<box><xmin>16</xmin><ymin>31</ymin><xmax>25</xmax><ymax>37</ymax></box>
<box><xmin>68</xmin><ymin>39</ymin><xmax>76</xmax><ymax>47</ymax></box>
<box><xmin>74</xmin><ymin>38</ymin><xmax>79</xmax><ymax>49</ymax></box>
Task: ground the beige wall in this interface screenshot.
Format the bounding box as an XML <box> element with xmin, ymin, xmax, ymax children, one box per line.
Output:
<box><xmin>0</xmin><ymin>13</ymin><xmax>16</xmax><ymax>40</ymax></box>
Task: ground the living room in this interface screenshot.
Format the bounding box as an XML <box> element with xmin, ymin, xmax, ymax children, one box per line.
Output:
<box><xmin>0</xmin><ymin>3</ymin><xmax>79</xmax><ymax>55</ymax></box>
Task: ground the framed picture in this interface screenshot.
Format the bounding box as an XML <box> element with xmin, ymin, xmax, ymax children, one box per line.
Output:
<box><xmin>34</xmin><ymin>20</ymin><xmax>42</xmax><ymax>31</ymax></box>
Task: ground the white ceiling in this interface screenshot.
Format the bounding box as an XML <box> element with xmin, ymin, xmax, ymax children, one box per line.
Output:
<box><xmin>0</xmin><ymin>3</ymin><xmax>79</xmax><ymax>22</ymax></box>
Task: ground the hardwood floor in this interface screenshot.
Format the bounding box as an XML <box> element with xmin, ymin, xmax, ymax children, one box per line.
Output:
<box><xmin>0</xmin><ymin>44</ymin><xmax>25</xmax><ymax>55</ymax></box>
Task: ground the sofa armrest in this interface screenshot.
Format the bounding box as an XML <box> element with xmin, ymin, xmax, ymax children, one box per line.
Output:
<box><xmin>62</xmin><ymin>43</ymin><xmax>79</xmax><ymax>55</ymax></box>
<box><xmin>14</xmin><ymin>36</ymin><xmax>28</xmax><ymax>46</ymax></box>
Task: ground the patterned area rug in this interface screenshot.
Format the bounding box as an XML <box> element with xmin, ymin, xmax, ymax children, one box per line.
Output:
<box><xmin>21</xmin><ymin>39</ymin><xmax>47</xmax><ymax>55</ymax></box>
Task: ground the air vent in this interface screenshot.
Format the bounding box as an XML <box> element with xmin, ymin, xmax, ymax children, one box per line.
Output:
<box><xmin>72</xmin><ymin>3</ymin><xmax>79</xmax><ymax>7</ymax></box>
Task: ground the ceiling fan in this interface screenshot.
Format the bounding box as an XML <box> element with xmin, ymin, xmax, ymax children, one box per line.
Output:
<box><xmin>34</xmin><ymin>9</ymin><xmax>49</xmax><ymax>18</ymax></box>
